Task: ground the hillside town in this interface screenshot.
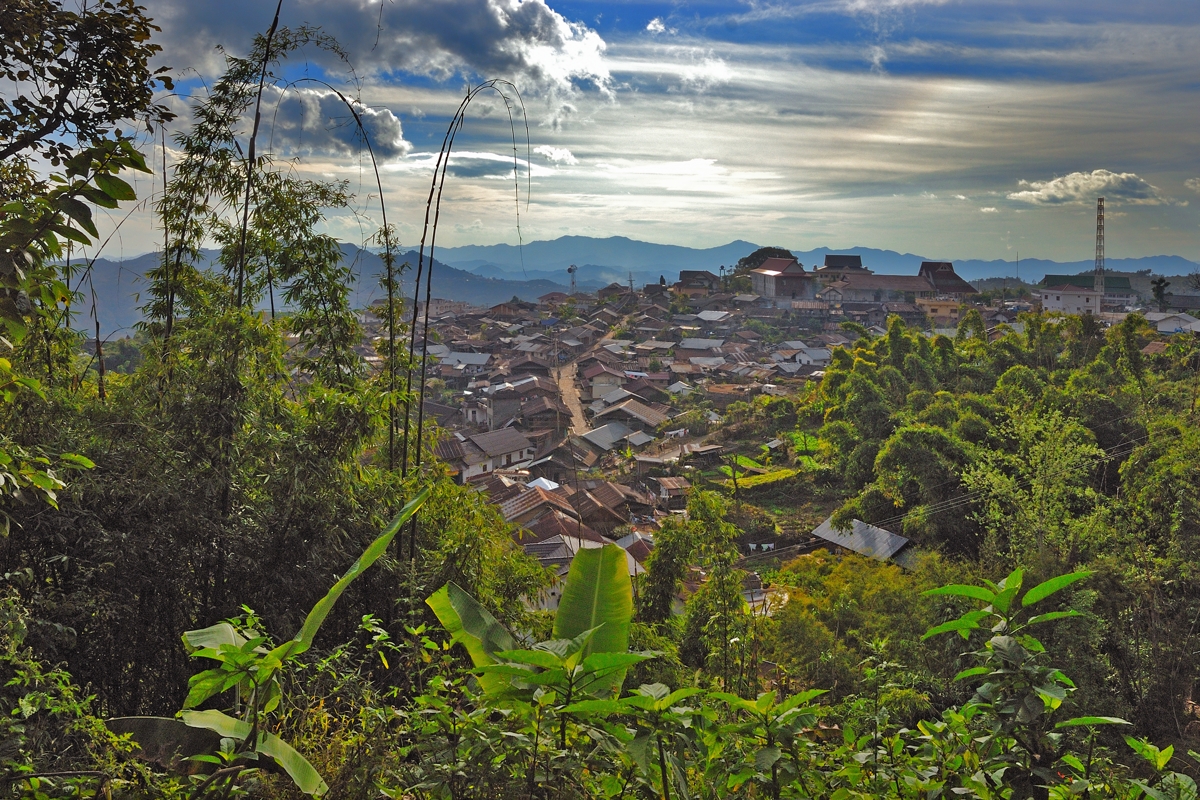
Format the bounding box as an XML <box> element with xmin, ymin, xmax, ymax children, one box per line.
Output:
<box><xmin>356</xmin><ymin>250</ymin><xmax>1193</xmax><ymax>608</ymax></box>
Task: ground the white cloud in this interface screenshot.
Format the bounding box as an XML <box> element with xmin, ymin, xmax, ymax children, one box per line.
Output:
<box><xmin>1187</xmin><ymin>177</ymin><xmax>1200</xmax><ymax>193</ymax></box>
<box><xmin>980</xmin><ymin>207</ymin><xmax>998</xmax><ymax>213</ymax></box>
<box><xmin>265</xmin><ymin>88</ymin><xmax>411</xmax><ymax>159</ymax></box>
<box><xmin>646</xmin><ymin>18</ymin><xmax>673</xmax><ymax>35</ymax></box>
<box><xmin>1007</xmin><ymin>169</ymin><xmax>1177</xmax><ymax>206</ymax></box>
<box><xmin>954</xmin><ymin>194</ymin><xmax>967</xmax><ymax>200</ymax></box>
<box><xmin>534</xmin><ymin>145</ymin><xmax>578</xmax><ymax>165</ymax></box>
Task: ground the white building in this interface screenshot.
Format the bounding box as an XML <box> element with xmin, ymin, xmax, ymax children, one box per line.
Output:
<box><xmin>1037</xmin><ymin>284</ymin><xmax>1101</xmax><ymax>315</ymax></box>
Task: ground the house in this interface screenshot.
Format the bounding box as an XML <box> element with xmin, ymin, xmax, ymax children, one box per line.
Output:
<box><xmin>525</xmin><ymin>438</ymin><xmax>600</xmax><ymax>483</ymax></box>
<box><xmin>773</xmin><ymin>343</ymin><xmax>832</xmax><ymax>366</ymax></box>
<box><xmin>482</xmin><ymin>375</ymin><xmax>561</xmax><ymax>429</ymax></box>
<box><xmin>634</xmin><ymin>339</ymin><xmax>677</xmax><ymax>354</ymax></box>
<box><xmin>1041</xmin><ymin>274</ymin><xmax>1137</xmax><ymax>309</ymax></box>
<box><xmin>520</xmin><ymin>395</ymin><xmax>572</xmax><ymax>433</ymax></box>
<box><xmin>750</xmin><ymin>257</ymin><xmax>813</xmax><ymax>303</ymax></box>
<box><xmin>615</xmin><ymin>531</ymin><xmax>655</xmax><ymax>565</ymax></box>
<box><xmin>1036</xmin><ymin>284</ymin><xmax>1101</xmax><ymax>315</ymax></box>
<box><xmin>592</xmin><ymin>306</ymin><xmax>623</xmax><ymax>326</ymax></box>
<box><xmin>499</xmin><ymin>485</ymin><xmax>580</xmax><ymax>526</ymax></box>
<box><xmin>810</xmin><ymin>516</ymin><xmax>916</xmax><ymax>568</ymax></box>
<box><xmin>519</xmin><ymin>508</ymin><xmax>606</xmax><ymax>546</ymax></box>
<box><xmin>593</xmin><ymin>398</ymin><xmax>670</xmax><ymax>431</ymax></box>
<box><xmin>435</xmin><ymin>428</ymin><xmax>536</xmax><ymax>483</ymax></box>
<box><xmin>674</xmin><ymin>338</ymin><xmax>725</xmax><ymax>360</ymax></box>
<box><xmin>812</xmin><ymin>254</ymin><xmax>874</xmax><ymax>282</ymax></box>
<box><xmin>1145</xmin><ymin>312</ymin><xmax>1200</xmax><ymax>334</ymax></box>
<box><xmin>507</xmin><ymin>355</ymin><xmax>553</xmax><ymax>377</ymax></box>
<box><xmin>818</xmin><ymin>274</ymin><xmax>936</xmax><ymax>303</ymax></box>
<box><xmin>580</xmin><ymin>421</ymin><xmax>637</xmax><ymax>452</ymax></box>
<box><xmin>489</xmin><ymin>300</ymin><xmax>537</xmax><ymax>320</ymax></box>
<box><xmin>538</xmin><ymin>291</ymin><xmax>570</xmax><ymax>306</ymax></box>
<box><xmin>581</xmin><ymin>362</ymin><xmax>627</xmax><ymax>400</ymax></box>
<box><xmin>675</xmin><ymin>270</ymin><xmax>721</xmax><ymax>296</ymax></box>
<box><xmin>597</xmin><ymin>282</ymin><xmax>632</xmax><ymax>301</ymax></box>
<box><xmin>652</xmin><ymin>476</ymin><xmax>691</xmax><ymax>509</ymax></box>
<box><xmin>622</xmin><ymin>377</ymin><xmax>670</xmax><ymax>404</ymax></box>
<box><xmin>566</xmin><ymin>489</ymin><xmax>629</xmax><ymax>534</ymax></box>
<box><xmin>421</xmin><ymin>400</ymin><xmax>459</xmax><ymax>428</ymax></box>
<box><xmin>917</xmin><ymin>262</ymin><xmax>978</xmax><ymax>299</ymax></box>
<box><xmin>916</xmin><ymin>297</ymin><xmax>961</xmax><ymax>324</ymax></box>
<box><xmin>440</xmin><ymin>352</ymin><xmax>492</xmax><ymax>374</ymax></box>
<box><xmin>696</xmin><ymin>309</ymin><xmax>732</xmax><ymax>324</ymax></box>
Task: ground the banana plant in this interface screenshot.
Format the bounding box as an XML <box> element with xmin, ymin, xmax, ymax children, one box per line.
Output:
<box><xmin>427</xmin><ymin>544</ymin><xmax>651</xmax><ymax>796</ymax></box>
<box><xmin>427</xmin><ymin>543</ymin><xmax>642</xmax><ymax>698</ymax></box>
<box><xmin>108</xmin><ymin>487</ymin><xmax>430</xmax><ymax>797</ymax></box>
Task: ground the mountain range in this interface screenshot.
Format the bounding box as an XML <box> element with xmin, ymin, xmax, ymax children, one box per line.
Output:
<box><xmin>73</xmin><ymin>237</ymin><xmax>1199</xmax><ymax>338</ymax></box>
<box><xmin>434</xmin><ymin>237</ymin><xmax>1200</xmax><ymax>286</ymax></box>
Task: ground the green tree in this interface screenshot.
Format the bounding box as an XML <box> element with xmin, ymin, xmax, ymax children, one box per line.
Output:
<box><xmin>0</xmin><ymin>0</ymin><xmax>173</xmax><ymax>167</ymax></box>
<box><xmin>1150</xmin><ymin>276</ymin><xmax>1171</xmax><ymax>312</ymax></box>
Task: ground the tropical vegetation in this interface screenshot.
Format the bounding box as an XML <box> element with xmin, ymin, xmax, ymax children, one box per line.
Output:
<box><xmin>1</xmin><ymin>2</ymin><xmax>1198</xmax><ymax>798</ymax></box>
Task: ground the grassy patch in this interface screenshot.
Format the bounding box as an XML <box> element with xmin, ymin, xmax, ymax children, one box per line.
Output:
<box><xmin>788</xmin><ymin>430</ymin><xmax>819</xmax><ymax>453</ymax></box>
<box><xmin>736</xmin><ymin>468</ymin><xmax>802</xmax><ymax>489</ymax></box>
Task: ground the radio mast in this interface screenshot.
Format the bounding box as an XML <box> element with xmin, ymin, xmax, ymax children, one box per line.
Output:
<box><xmin>567</xmin><ymin>264</ymin><xmax>578</xmax><ymax>296</ymax></box>
<box><xmin>1094</xmin><ymin>197</ymin><xmax>1105</xmax><ymax>295</ymax></box>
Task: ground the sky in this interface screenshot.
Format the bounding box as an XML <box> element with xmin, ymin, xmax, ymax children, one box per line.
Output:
<box><xmin>100</xmin><ymin>0</ymin><xmax>1200</xmax><ymax>263</ymax></box>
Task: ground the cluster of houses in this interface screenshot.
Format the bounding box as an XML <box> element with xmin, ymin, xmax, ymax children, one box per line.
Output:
<box><xmin>342</xmin><ymin>251</ymin><xmax>1200</xmax><ymax>611</ymax></box>
<box><xmin>350</xmin><ymin>250</ymin><xmax>1200</xmax><ymax>609</ymax></box>
<box><xmin>671</xmin><ymin>254</ymin><xmax>980</xmax><ymax>328</ymax></box>
<box><xmin>352</xmin><ymin>253</ymin><xmax>987</xmax><ymax>601</ymax></box>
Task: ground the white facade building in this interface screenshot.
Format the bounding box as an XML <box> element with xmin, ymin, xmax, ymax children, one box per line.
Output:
<box><xmin>1037</xmin><ymin>285</ymin><xmax>1101</xmax><ymax>315</ymax></box>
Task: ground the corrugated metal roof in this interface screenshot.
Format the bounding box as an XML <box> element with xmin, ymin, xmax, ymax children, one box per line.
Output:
<box><xmin>811</xmin><ymin>516</ymin><xmax>909</xmax><ymax>561</ymax></box>
<box><xmin>594</xmin><ymin>398</ymin><xmax>669</xmax><ymax>427</ymax></box>
<box><xmin>499</xmin><ymin>486</ymin><xmax>578</xmax><ymax>522</ymax></box>
<box><xmin>581</xmin><ymin>421</ymin><xmax>635</xmax><ymax>451</ymax></box>
<box><xmin>469</xmin><ymin>428</ymin><xmax>533</xmax><ymax>457</ymax></box>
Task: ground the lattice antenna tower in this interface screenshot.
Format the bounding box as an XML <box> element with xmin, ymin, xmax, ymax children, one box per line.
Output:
<box><xmin>1094</xmin><ymin>197</ymin><xmax>1105</xmax><ymax>293</ymax></box>
<box><xmin>567</xmin><ymin>264</ymin><xmax>577</xmax><ymax>296</ymax></box>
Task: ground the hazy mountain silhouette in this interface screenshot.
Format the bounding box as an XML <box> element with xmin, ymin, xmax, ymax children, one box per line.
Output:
<box><xmin>72</xmin><ymin>238</ymin><xmax>1198</xmax><ymax>338</ymax></box>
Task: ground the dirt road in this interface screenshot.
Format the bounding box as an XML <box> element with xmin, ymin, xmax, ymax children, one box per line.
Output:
<box><xmin>555</xmin><ymin>365</ymin><xmax>588</xmax><ymax>434</ymax></box>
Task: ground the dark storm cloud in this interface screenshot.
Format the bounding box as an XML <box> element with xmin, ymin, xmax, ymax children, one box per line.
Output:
<box><xmin>145</xmin><ymin>0</ymin><xmax>610</xmax><ymax>98</ymax></box>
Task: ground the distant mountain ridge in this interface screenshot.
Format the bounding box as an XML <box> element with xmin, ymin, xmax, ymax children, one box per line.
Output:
<box><xmin>74</xmin><ymin>237</ymin><xmax>1199</xmax><ymax>337</ymax></box>
<box><xmin>79</xmin><ymin>246</ymin><xmax>574</xmax><ymax>337</ymax></box>
<box><xmin>438</xmin><ymin>237</ymin><xmax>1199</xmax><ymax>285</ymax></box>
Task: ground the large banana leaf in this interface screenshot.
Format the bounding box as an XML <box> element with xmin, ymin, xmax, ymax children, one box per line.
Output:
<box><xmin>426</xmin><ymin>581</ymin><xmax>518</xmax><ymax>694</ymax></box>
<box><xmin>182</xmin><ymin>710</ymin><xmax>327</xmax><ymax>796</ymax></box>
<box><xmin>552</xmin><ymin>544</ymin><xmax>633</xmax><ymax>694</ymax></box>
<box><xmin>181</xmin><ymin>622</ymin><xmax>248</xmax><ymax>654</ymax></box>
